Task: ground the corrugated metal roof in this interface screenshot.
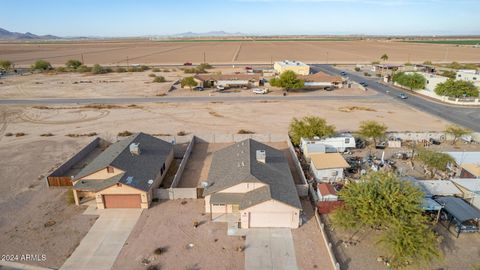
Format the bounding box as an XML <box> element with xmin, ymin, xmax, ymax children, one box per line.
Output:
<box><xmin>435</xmin><ymin>196</ymin><xmax>480</xmax><ymax>223</ymax></box>
<box><xmin>452</xmin><ymin>178</ymin><xmax>480</xmax><ymax>192</ymax></box>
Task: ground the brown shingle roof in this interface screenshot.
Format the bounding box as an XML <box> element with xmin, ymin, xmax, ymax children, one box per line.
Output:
<box><xmin>299</xmin><ymin>72</ymin><xmax>342</xmax><ymax>83</ymax></box>
<box><xmin>194</xmin><ymin>74</ymin><xmax>260</xmax><ymax>81</ymax></box>
<box><xmin>311</xmin><ymin>153</ymin><xmax>350</xmax><ymax>170</ymax></box>
<box><xmin>318</xmin><ymin>183</ymin><xmax>337</xmax><ymax>196</ymax></box>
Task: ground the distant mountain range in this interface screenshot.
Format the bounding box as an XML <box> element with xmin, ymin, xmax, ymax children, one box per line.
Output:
<box><xmin>168</xmin><ymin>31</ymin><xmax>246</xmax><ymax>37</ymax></box>
<box><xmin>0</xmin><ymin>27</ymin><xmax>60</xmax><ymax>40</ymax></box>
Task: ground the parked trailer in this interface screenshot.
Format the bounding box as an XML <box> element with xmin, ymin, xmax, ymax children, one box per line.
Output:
<box><xmin>300</xmin><ymin>136</ymin><xmax>356</xmax><ymax>153</ymax></box>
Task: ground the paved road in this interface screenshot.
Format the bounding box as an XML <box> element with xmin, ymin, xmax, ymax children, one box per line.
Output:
<box><xmin>245</xmin><ymin>228</ymin><xmax>298</xmax><ymax>270</ymax></box>
<box><xmin>311</xmin><ymin>64</ymin><xmax>480</xmax><ymax>132</ymax></box>
<box><xmin>60</xmin><ymin>208</ymin><xmax>142</xmax><ymax>270</ymax></box>
<box><xmin>0</xmin><ymin>93</ymin><xmax>382</xmax><ymax>105</ymax></box>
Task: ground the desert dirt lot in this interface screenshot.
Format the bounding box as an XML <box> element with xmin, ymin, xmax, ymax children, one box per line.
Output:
<box><xmin>324</xmin><ymin>216</ymin><xmax>480</xmax><ymax>270</ymax></box>
<box><xmin>0</xmin><ymin>138</ymin><xmax>97</xmax><ymax>269</ymax></box>
<box><xmin>1</xmin><ymin>40</ymin><xmax>480</xmax><ymax>66</ymax></box>
<box><xmin>112</xmin><ymin>199</ymin><xmax>246</xmax><ymax>270</ymax></box>
<box><xmin>0</xmin><ymin>68</ymin><xmax>374</xmax><ymax>99</ymax></box>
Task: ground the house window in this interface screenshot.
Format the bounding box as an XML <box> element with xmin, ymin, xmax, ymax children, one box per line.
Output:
<box><xmin>107</xmin><ymin>166</ymin><xmax>114</xmax><ymax>173</ymax></box>
<box><xmin>345</xmin><ymin>138</ymin><xmax>350</xmax><ymax>144</ymax></box>
<box><xmin>473</xmin><ymin>77</ymin><xmax>477</xmax><ymax>80</ymax></box>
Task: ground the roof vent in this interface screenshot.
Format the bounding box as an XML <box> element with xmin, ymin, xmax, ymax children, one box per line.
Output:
<box><xmin>256</xmin><ymin>150</ymin><xmax>266</xmax><ymax>164</ymax></box>
<box><xmin>130</xmin><ymin>143</ymin><xmax>140</xmax><ymax>155</ymax></box>
<box><xmin>201</xmin><ymin>181</ymin><xmax>210</xmax><ymax>188</ymax></box>
<box><xmin>147</xmin><ymin>179</ymin><xmax>154</xmax><ymax>185</ymax></box>
<box><xmin>126</xmin><ymin>176</ymin><xmax>134</xmax><ymax>184</ymax></box>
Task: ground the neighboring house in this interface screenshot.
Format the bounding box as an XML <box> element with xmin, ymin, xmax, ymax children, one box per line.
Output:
<box><xmin>299</xmin><ymin>72</ymin><xmax>344</xmax><ymax>89</ymax></box>
<box><xmin>72</xmin><ymin>132</ymin><xmax>173</xmax><ymax>209</ymax></box>
<box><xmin>411</xmin><ymin>72</ymin><xmax>449</xmax><ymax>92</ymax></box>
<box><xmin>405</xmin><ymin>179</ymin><xmax>463</xmax><ymax>197</ymax></box>
<box><xmin>302</xmin><ymin>143</ymin><xmax>326</xmax><ymax>161</ymax></box>
<box><xmin>193</xmin><ymin>74</ymin><xmax>261</xmax><ymax>88</ymax></box>
<box><xmin>273</xmin><ymin>60</ymin><xmax>310</xmax><ymax>75</ymax></box>
<box><xmin>300</xmin><ymin>135</ymin><xmax>356</xmax><ymax>153</ymax></box>
<box><xmin>445</xmin><ymin>151</ymin><xmax>480</xmax><ymax>179</ymax></box>
<box><xmin>310</xmin><ymin>153</ymin><xmax>350</xmax><ymax>182</ymax></box>
<box><xmin>372</xmin><ymin>64</ymin><xmax>403</xmax><ymax>73</ymax></box>
<box><xmin>451</xmin><ymin>178</ymin><xmax>480</xmax><ymax>210</ymax></box>
<box><xmin>317</xmin><ymin>183</ymin><xmax>338</xmax><ymax>201</ymax></box>
<box><xmin>456</xmin><ymin>69</ymin><xmax>480</xmax><ymax>87</ymax></box>
<box><xmin>203</xmin><ymin>139</ymin><xmax>302</xmax><ymax>229</ymax></box>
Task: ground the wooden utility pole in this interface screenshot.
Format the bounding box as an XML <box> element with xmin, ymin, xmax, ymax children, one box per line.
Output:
<box><xmin>126</xmin><ymin>56</ymin><xmax>129</xmax><ymax>67</ymax></box>
<box><xmin>203</xmin><ymin>52</ymin><xmax>206</xmax><ymax>64</ymax></box>
<box><xmin>81</xmin><ymin>53</ymin><xmax>84</xmax><ymax>64</ymax></box>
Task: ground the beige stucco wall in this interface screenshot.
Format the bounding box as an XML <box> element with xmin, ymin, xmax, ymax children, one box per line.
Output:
<box><xmin>96</xmin><ymin>184</ymin><xmax>147</xmax><ymax>209</ymax></box>
<box><xmin>274</xmin><ymin>63</ymin><xmax>310</xmax><ymax>75</ymax></box>
<box><xmin>218</xmin><ymin>182</ymin><xmax>266</xmax><ymax>193</ymax></box>
<box><xmin>80</xmin><ymin>167</ymin><xmax>124</xmax><ymax>180</ymax></box>
<box><xmin>240</xmin><ymin>199</ymin><xmax>300</xmax><ymax>229</ymax></box>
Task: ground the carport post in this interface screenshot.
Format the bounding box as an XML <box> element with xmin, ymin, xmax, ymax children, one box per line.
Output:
<box><xmin>210</xmin><ymin>203</ymin><xmax>213</xmax><ymax>221</ymax></box>
<box><xmin>435</xmin><ymin>209</ymin><xmax>441</xmax><ymax>224</ymax></box>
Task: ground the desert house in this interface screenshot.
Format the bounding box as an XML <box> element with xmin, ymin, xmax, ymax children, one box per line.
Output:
<box><xmin>445</xmin><ymin>151</ymin><xmax>480</xmax><ymax>179</ymax></box>
<box><xmin>193</xmin><ymin>74</ymin><xmax>261</xmax><ymax>89</ymax></box>
<box><xmin>317</xmin><ymin>183</ymin><xmax>338</xmax><ymax>202</ymax></box>
<box><xmin>273</xmin><ymin>60</ymin><xmax>310</xmax><ymax>75</ymax></box>
<box><xmin>299</xmin><ymin>72</ymin><xmax>344</xmax><ymax>89</ymax></box>
<box><xmin>203</xmin><ymin>139</ymin><xmax>302</xmax><ymax>229</ymax></box>
<box><xmin>409</xmin><ymin>72</ymin><xmax>449</xmax><ymax>92</ymax></box>
<box><xmin>72</xmin><ymin>132</ymin><xmax>173</xmax><ymax>209</ymax></box>
<box><xmin>456</xmin><ymin>69</ymin><xmax>480</xmax><ymax>87</ymax></box>
<box><xmin>452</xmin><ymin>178</ymin><xmax>480</xmax><ymax>210</ymax></box>
<box><xmin>310</xmin><ymin>153</ymin><xmax>350</xmax><ymax>182</ymax></box>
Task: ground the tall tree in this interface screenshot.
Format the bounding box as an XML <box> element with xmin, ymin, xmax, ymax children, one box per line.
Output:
<box><xmin>444</xmin><ymin>124</ymin><xmax>472</xmax><ymax>144</ymax></box>
<box><xmin>289</xmin><ymin>116</ymin><xmax>335</xmax><ymax>146</ymax></box>
<box><xmin>357</xmin><ymin>120</ymin><xmax>387</xmax><ymax>147</ymax></box>
<box><xmin>392</xmin><ymin>72</ymin><xmax>427</xmax><ymax>90</ymax></box>
<box><xmin>380</xmin><ymin>53</ymin><xmax>389</xmax><ymax>62</ymax></box>
<box><xmin>65</xmin><ymin>59</ymin><xmax>82</xmax><ymax>69</ymax></box>
<box><xmin>31</xmin><ymin>60</ymin><xmax>52</xmax><ymax>71</ymax></box>
<box><xmin>331</xmin><ymin>171</ymin><xmax>440</xmax><ymax>268</ymax></box>
<box><xmin>435</xmin><ymin>79</ymin><xmax>479</xmax><ymax>98</ymax></box>
<box><xmin>181</xmin><ymin>76</ymin><xmax>198</xmax><ymax>90</ymax></box>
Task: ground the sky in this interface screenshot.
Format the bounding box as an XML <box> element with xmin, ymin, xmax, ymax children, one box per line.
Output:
<box><xmin>1</xmin><ymin>0</ymin><xmax>480</xmax><ymax>37</ymax></box>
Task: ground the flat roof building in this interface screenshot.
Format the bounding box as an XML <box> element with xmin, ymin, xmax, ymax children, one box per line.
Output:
<box><xmin>273</xmin><ymin>60</ymin><xmax>310</xmax><ymax>75</ymax></box>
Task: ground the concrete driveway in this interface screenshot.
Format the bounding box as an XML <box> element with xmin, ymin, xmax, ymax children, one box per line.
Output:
<box><xmin>245</xmin><ymin>228</ymin><xmax>298</xmax><ymax>270</ymax></box>
<box><xmin>60</xmin><ymin>208</ymin><xmax>142</xmax><ymax>270</ymax></box>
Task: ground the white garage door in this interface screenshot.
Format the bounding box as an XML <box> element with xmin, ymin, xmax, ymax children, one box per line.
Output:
<box><xmin>249</xmin><ymin>212</ymin><xmax>293</xmax><ymax>228</ymax></box>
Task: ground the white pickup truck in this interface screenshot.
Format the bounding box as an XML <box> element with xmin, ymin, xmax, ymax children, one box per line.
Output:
<box><xmin>252</xmin><ymin>88</ymin><xmax>268</xmax><ymax>94</ymax></box>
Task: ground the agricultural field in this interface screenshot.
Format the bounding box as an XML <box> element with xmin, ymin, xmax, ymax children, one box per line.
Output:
<box><xmin>1</xmin><ymin>39</ymin><xmax>480</xmax><ymax>66</ymax></box>
<box><xmin>405</xmin><ymin>39</ymin><xmax>480</xmax><ymax>45</ymax></box>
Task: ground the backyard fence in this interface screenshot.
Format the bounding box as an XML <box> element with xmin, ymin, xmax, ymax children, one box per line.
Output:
<box><xmin>170</xmin><ymin>136</ymin><xmax>195</xmax><ymax>188</ymax></box>
<box><xmin>314</xmin><ymin>209</ymin><xmax>341</xmax><ymax>270</ymax></box>
<box><xmin>46</xmin><ymin>137</ymin><xmax>101</xmax><ymax>187</ymax></box>
<box><xmin>154</xmin><ymin>188</ymin><xmax>198</xmax><ymax>200</ymax></box>
<box><xmin>287</xmin><ymin>139</ymin><xmax>309</xmax><ymax>197</ymax></box>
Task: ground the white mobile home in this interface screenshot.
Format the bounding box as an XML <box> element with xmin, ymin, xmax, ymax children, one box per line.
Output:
<box><xmin>300</xmin><ymin>136</ymin><xmax>356</xmax><ymax>153</ymax></box>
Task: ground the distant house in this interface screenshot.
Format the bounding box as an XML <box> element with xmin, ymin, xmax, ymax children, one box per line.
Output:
<box><xmin>452</xmin><ymin>178</ymin><xmax>480</xmax><ymax>210</ymax></box>
<box><xmin>299</xmin><ymin>72</ymin><xmax>344</xmax><ymax>89</ymax></box>
<box><xmin>310</xmin><ymin>153</ymin><xmax>350</xmax><ymax>182</ymax></box>
<box><xmin>203</xmin><ymin>139</ymin><xmax>302</xmax><ymax>229</ymax></box>
<box><xmin>273</xmin><ymin>60</ymin><xmax>310</xmax><ymax>75</ymax></box>
<box><xmin>445</xmin><ymin>151</ymin><xmax>480</xmax><ymax>179</ymax></box>
<box><xmin>456</xmin><ymin>69</ymin><xmax>480</xmax><ymax>87</ymax></box>
<box><xmin>372</xmin><ymin>64</ymin><xmax>403</xmax><ymax>73</ymax></box>
<box><xmin>193</xmin><ymin>74</ymin><xmax>261</xmax><ymax>88</ymax></box>
<box><xmin>409</xmin><ymin>72</ymin><xmax>449</xmax><ymax>92</ymax></box>
<box><xmin>317</xmin><ymin>183</ymin><xmax>338</xmax><ymax>201</ymax></box>
<box><xmin>72</xmin><ymin>133</ymin><xmax>173</xmax><ymax>209</ymax></box>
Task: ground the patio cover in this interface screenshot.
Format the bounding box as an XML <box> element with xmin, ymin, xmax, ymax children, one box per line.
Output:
<box><xmin>435</xmin><ymin>196</ymin><xmax>480</xmax><ymax>223</ymax></box>
<box><xmin>422</xmin><ymin>198</ymin><xmax>443</xmax><ymax>211</ymax></box>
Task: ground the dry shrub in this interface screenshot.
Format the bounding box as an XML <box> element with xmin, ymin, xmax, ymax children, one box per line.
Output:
<box><xmin>118</xmin><ymin>130</ymin><xmax>133</xmax><ymax>137</ymax></box>
<box><xmin>66</xmin><ymin>132</ymin><xmax>97</xmax><ymax>137</ymax></box>
<box><xmin>177</xmin><ymin>131</ymin><xmax>188</xmax><ymax>136</ymax></box>
<box><xmin>4</xmin><ymin>132</ymin><xmax>13</xmax><ymax>137</ymax></box>
<box><xmin>209</xmin><ymin>111</ymin><xmax>223</xmax><ymax>117</ymax></box>
<box><xmin>15</xmin><ymin>132</ymin><xmax>26</xmax><ymax>137</ymax></box>
<box><xmin>83</xmin><ymin>104</ymin><xmax>122</xmax><ymax>109</ymax></box>
<box><xmin>238</xmin><ymin>129</ymin><xmax>255</xmax><ymax>134</ymax></box>
<box><xmin>338</xmin><ymin>106</ymin><xmax>376</xmax><ymax>112</ymax></box>
<box><xmin>40</xmin><ymin>133</ymin><xmax>54</xmax><ymax>137</ymax></box>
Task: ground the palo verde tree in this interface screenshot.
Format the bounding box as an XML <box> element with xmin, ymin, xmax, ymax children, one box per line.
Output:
<box><xmin>392</xmin><ymin>72</ymin><xmax>427</xmax><ymax>90</ymax></box>
<box><xmin>288</xmin><ymin>116</ymin><xmax>335</xmax><ymax>146</ymax></box>
<box><xmin>65</xmin><ymin>59</ymin><xmax>82</xmax><ymax>69</ymax></box>
<box><xmin>331</xmin><ymin>171</ymin><xmax>441</xmax><ymax>268</ymax></box>
<box><xmin>416</xmin><ymin>148</ymin><xmax>455</xmax><ymax>178</ymax></box>
<box><xmin>435</xmin><ymin>79</ymin><xmax>479</xmax><ymax>98</ymax></box>
<box><xmin>180</xmin><ymin>76</ymin><xmax>198</xmax><ymax>90</ymax></box>
<box><xmin>0</xmin><ymin>60</ymin><xmax>12</xmax><ymax>71</ymax></box>
<box><xmin>357</xmin><ymin>120</ymin><xmax>387</xmax><ymax>147</ymax></box>
<box><xmin>444</xmin><ymin>124</ymin><xmax>472</xmax><ymax>144</ymax></box>
<box><xmin>269</xmin><ymin>70</ymin><xmax>304</xmax><ymax>91</ymax></box>
<box><xmin>380</xmin><ymin>53</ymin><xmax>389</xmax><ymax>62</ymax></box>
<box><xmin>31</xmin><ymin>59</ymin><xmax>52</xmax><ymax>71</ymax></box>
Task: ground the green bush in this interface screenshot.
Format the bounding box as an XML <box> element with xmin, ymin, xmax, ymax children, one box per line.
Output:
<box><xmin>32</xmin><ymin>60</ymin><xmax>52</xmax><ymax>71</ymax></box>
<box><xmin>149</xmin><ymin>73</ymin><xmax>156</xmax><ymax>77</ymax></box>
<box><xmin>55</xmin><ymin>67</ymin><xmax>67</xmax><ymax>72</ymax></box>
<box><xmin>392</xmin><ymin>72</ymin><xmax>426</xmax><ymax>90</ymax></box>
<box><xmin>77</xmin><ymin>65</ymin><xmax>92</xmax><ymax>73</ymax></box>
<box><xmin>65</xmin><ymin>59</ymin><xmax>82</xmax><ymax>69</ymax></box>
<box><xmin>0</xmin><ymin>60</ymin><xmax>12</xmax><ymax>71</ymax></box>
<box><xmin>152</xmin><ymin>68</ymin><xmax>160</xmax><ymax>72</ymax></box>
<box><xmin>91</xmin><ymin>64</ymin><xmax>112</xmax><ymax>74</ymax></box>
<box><xmin>115</xmin><ymin>67</ymin><xmax>127</xmax><ymax>73</ymax></box>
<box><xmin>153</xmin><ymin>76</ymin><xmax>166</xmax><ymax>83</ymax></box>
<box><xmin>435</xmin><ymin>79</ymin><xmax>479</xmax><ymax>98</ymax></box>
<box><xmin>354</xmin><ymin>67</ymin><xmax>361</xmax><ymax>72</ymax></box>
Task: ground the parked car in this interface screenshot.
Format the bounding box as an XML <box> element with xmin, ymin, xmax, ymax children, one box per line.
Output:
<box><xmin>340</xmin><ymin>71</ymin><xmax>347</xmax><ymax>76</ymax></box>
<box><xmin>398</xmin><ymin>93</ymin><xmax>408</xmax><ymax>99</ymax></box>
<box><xmin>245</xmin><ymin>66</ymin><xmax>253</xmax><ymax>70</ymax></box>
<box><xmin>216</xmin><ymin>85</ymin><xmax>225</xmax><ymax>91</ymax></box>
<box><xmin>359</xmin><ymin>82</ymin><xmax>368</xmax><ymax>87</ymax></box>
<box><xmin>252</xmin><ymin>88</ymin><xmax>268</xmax><ymax>94</ymax></box>
<box><xmin>324</xmin><ymin>87</ymin><xmax>334</xmax><ymax>91</ymax></box>
<box><xmin>193</xmin><ymin>86</ymin><xmax>204</xmax><ymax>91</ymax></box>
<box><xmin>429</xmin><ymin>138</ymin><xmax>441</xmax><ymax>145</ymax></box>
<box><xmin>183</xmin><ymin>62</ymin><xmax>192</xmax><ymax>66</ymax></box>
<box><xmin>375</xmin><ymin>141</ymin><xmax>387</xmax><ymax>149</ymax></box>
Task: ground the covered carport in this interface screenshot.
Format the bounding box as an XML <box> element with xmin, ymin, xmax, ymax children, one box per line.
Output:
<box><xmin>435</xmin><ymin>196</ymin><xmax>480</xmax><ymax>238</ymax></box>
